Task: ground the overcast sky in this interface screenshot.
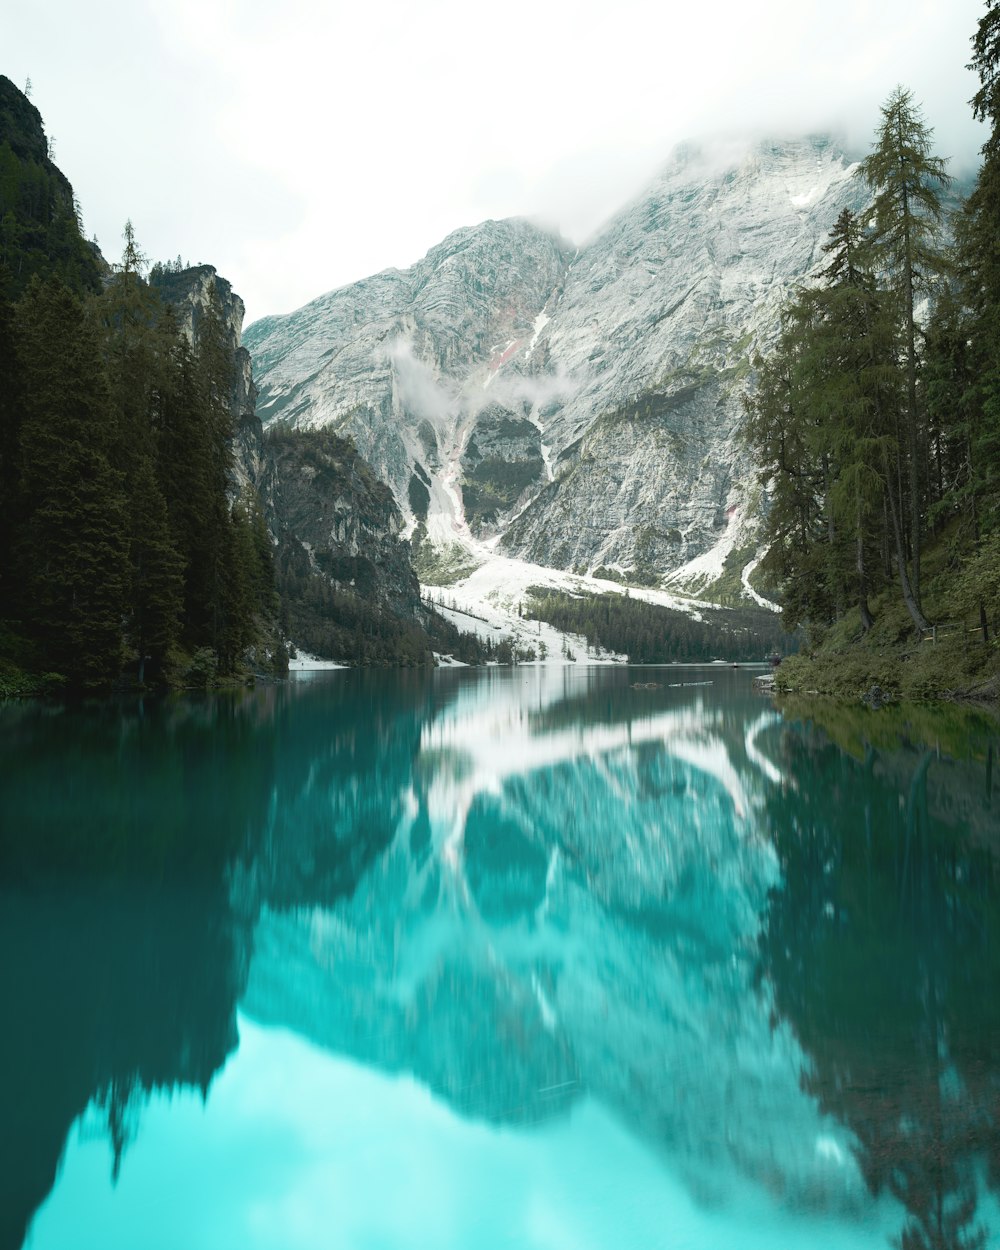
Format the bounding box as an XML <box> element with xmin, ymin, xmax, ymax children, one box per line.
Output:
<box><xmin>6</xmin><ymin>0</ymin><xmax>989</xmax><ymax>326</ymax></box>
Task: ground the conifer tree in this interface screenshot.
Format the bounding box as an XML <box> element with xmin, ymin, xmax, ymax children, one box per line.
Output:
<box><xmin>95</xmin><ymin>220</ymin><xmax>164</xmax><ymax>455</ymax></box>
<box><xmin>744</xmin><ymin>211</ymin><xmax>907</xmax><ymax>636</ymax></box>
<box><xmin>859</xmin><ymin>87</ymin><xmax>951</xmax><ymax>622</ymax></box>
<box><xmin>897</xmin><ymin>7</ymin><xmax>1000</xmax><ymax>648</ymax></box>
<box><xmin>192</xmin><ymin>282</ymin><xmax>240</xmax><ymax>663</ymax></box>
<box><xmin>156</xmin><ymin>323</ymin><xmax>218</xmax><ymax>648</ymax></box>
<box><xmin>811</xmin><ymin>209</ymin><xmax>899</xmax><ymax>631</ymax></box>
<box><xmin>960</xmin><ymin>2</ymin><xmax>1000</xmax><ymax>537</ymax></box>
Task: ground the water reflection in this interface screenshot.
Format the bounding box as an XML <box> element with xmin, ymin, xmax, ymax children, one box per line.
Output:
<box><xmin>1</xmin><ymin>671</ymin><xmax>998</xmax><ymax>1249</ymax></box>
<box><xmin>0</xmin><ymin>674</ymin><xmax>432</xmax><ymax>1250</ymax></box>
<box><xmin>244</xmin><ymin>670</ymin><xmax>856</xmax><ymax>1213</ymax></box>
<box><xmin>761</xmin><ymin>702</ymin><xmax>1000</xmax><ymax>1250</ymax></box>
<box><xmin>0</xmin><ymin>881</ymin><xmax>248</xmax><ymax>1250</ymax></box>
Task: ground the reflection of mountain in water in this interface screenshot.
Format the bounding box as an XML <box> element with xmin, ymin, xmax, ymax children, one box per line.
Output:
<box><xmin>243</xmin><ymin>669</ymin><xmax>871</xmax><ymax>1210</ymax></box>
<box><xmin>5</xmin><ymin>672</ymin><xmax>999</xmax><ymax>1250</ymax></box>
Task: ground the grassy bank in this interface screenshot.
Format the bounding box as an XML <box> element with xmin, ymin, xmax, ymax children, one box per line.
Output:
<box><xmin>772</xmin><ymin>597</ymin><xmax>999</xmax><ymax>702</ymax></box>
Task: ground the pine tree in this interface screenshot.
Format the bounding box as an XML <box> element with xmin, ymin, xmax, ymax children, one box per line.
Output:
<box><xmin>812</xmin><ymin>209</ymin><xmax>899</xmax><ymax>631</ymax></box>
<box><xmin>744</xmin><ymin>211</ymin><xmax>906</xmax><ymax>636</ymax></box>
<box><xmin>154</xmin><ymin>318</ymin><xmax>216</xmax><ymax>649</ymax></box>
<box><xmin>743</xmin><ymin>306</ymin><xmax>833</xmax><ymax>632</ymax></box>
<box><xmin>859</xmin><ymin>87</ymin><xmax>951</xmax><ymax>622</ymax></box>
<box><xmin>961</xmin><ymin>0</ymin><xmax>1000</xmax><ymax>537</ymax></box>
<box><xmin>95</xmin><ymin>220</ymin><xmax>165</xmax><ymax>456</ymax></box>
<box><xmin>887</xmin><ymin>10</ymin><xmax>1000</xmax><ymax>650</ymax></box>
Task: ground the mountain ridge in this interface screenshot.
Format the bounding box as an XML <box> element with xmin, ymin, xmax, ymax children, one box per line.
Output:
<box><xmin>244</xmin><ymin>135</ymin><xmax>867</xmax><ymax>597</ymax></box>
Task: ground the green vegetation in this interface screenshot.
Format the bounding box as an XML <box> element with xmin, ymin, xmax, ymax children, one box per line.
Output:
<box><xmin>411</xmin><ymin>530</ymin><xmax>483</xmax><ymax>585</ymax></box>
<box><xmin>524</xmin><ymin>589</ymin><xmax>798</xmax><ymax>663</ymax></box>
<box><xmin>742</xmin><ymin>33</ymin><xmax>1000</xmax><ymax>698</ymax></box>
<box><xmin>698</xmin><ymin>542</ymin><xmax>759</xmax><ymax>605</ymax></box>
<box><xmin>0</xmin><ymin>79</ymin><xmax>282</xmax><ymax>692</ymax></box>
<box><xmin>407</xmin><ymin>470</ymin><xmax>430</xmax><ymax>521</ymax></box>
<box><xmin>0</xmin><ymin>77</ymin><xmax>102</xmax><ymax>297</ymax></box>
<box><xmin>461</xmin><ymin>454</ymin><xmax>543</xmax><ymax>527</ymax></box>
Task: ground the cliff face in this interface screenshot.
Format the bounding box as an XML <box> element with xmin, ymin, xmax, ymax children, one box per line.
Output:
<box><xmin>154</xmin><ymin>266</ymin><xmax>425</xmax><ymax>653</ymax></box>
<box><xmin>150</xmin><ymin>264</ymin><xmax>264</xmax><ymax>487</ymax></box>
<box><xmin>245</xmin><ymin>138</ymin><xmax>867</xmax><ymax>588</ymax></box>
<box><xmin>245</xmin><ymin>219</ymin><xmax>573</xmax><ymax>531</ymax></box>
<box><xmin>266</xmin><ymin>428</ymin><xmax>422</xmax><ymax>621</ymax></box>
<box><xmin>500</xmin><ymin>139</ymin><xmax>866</xmax><ymax>577</ymax></box>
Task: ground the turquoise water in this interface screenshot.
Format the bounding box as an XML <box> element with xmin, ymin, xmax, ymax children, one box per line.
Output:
<box><xmin>2</xmin><ymin>667</ymin><xmax>998</xmax><ymax>1250</ymax></box>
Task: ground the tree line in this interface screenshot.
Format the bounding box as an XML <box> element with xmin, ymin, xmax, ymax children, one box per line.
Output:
<box><xmin>0</xmin><ymin>220</ymin><xmax>281</xmax><ymax>691</ymax></box>
<box><xmin>743</xmin><ymin>9</ymin><xmax>1000</xmax><ymax>654</ymax></box>
<box><xmin>524</xmin><ymin>589</ymin><xmax>798</xmax><ymax>663</ymax></box>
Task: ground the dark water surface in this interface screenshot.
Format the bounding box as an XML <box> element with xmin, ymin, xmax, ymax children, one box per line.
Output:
<box><xmin>2</xmin><ymin>666</ymin><xmax>999</xmax><ymax>1250</ymax></box>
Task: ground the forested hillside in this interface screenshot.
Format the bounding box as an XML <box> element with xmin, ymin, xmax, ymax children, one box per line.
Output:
<box><xmin>743</xmin><ymin>11</ymin><xmax>1000</xmax><ymax>698</ymax></box>
<box><xmin>0</xmin><ymin>75</ymin><xmax>282</xmax><ymax>692</ymax></box>
<box><xmin>525</xmin><ymin>590</ymin><xmax>798</xmax><ymax>664</ymax></box>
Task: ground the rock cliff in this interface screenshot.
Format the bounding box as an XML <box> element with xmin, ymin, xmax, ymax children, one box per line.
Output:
<box><xmin>150</xmin><ymin>264</ymin><xmax>266</xmax><ymax>493</ymax></box>
<box><xmin>153</xmin><ymin>266</ymin><xmax>427</xmax><ymax>655</ymax></box>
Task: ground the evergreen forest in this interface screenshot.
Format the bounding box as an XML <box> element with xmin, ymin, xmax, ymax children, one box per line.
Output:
<box><xmin>743</xmin><ymin>6</ymin><xmax>1000</xmax><ymax>697</ymax></box>
<box><xmin>524</xmin><ymin>589</ymin><xmax>799</xmax><ymax>664</ymax></box>
<box><xmin>0</xmin><ymin>76</ymin><xmax>281</xmax><ymax>692</ymax></box>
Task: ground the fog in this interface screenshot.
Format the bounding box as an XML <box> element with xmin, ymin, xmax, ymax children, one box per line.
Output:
<box><xmin>6</xmin><ymin>0</ymin><xmax>987</xmax><ymax>325</ymax></box>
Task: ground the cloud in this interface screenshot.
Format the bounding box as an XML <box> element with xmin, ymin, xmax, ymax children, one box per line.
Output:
<box><xmin>387</xmin><ymin>339</ymin><xmax>458</xmax><ymax>425</ymax></box>
<box><xmin>485</xmin><ymin>367</ymin><xmax>582</xmax><ymax>415</ymax></box>
<box><xmin>11</xmin><ymin>0</ymin><xmax>983</xmax><ymax>325</ymax></box>
<box><xmin>386</xmin><ymin>337</ymin><xmax>582</xmax><ymax>431</ymax></box>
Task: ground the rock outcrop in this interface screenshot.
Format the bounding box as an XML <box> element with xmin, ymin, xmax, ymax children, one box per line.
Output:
<box><xmin>266</xmin><ymin>427</ymin><xmax>422</xmax><ymax>621</ymax></box>
<box><xmin>150</xmin><ymin>264</ymin><xmax>266</xmax><ymax>493</ymax></box>
<box><xmin>153</xmin><ymin>265</ymin><xmax>427</xmax><ymax>655</ymax></box>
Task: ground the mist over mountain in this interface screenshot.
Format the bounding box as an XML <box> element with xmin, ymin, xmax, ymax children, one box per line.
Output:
<box><xmin>245</xmin><ymin>136</ymin><xmax>867</xmax><ymax>591</ymax></box>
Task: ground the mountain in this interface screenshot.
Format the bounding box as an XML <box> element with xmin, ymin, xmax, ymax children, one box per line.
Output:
<box><xmin>245</xmin><ymin>137</ymin><xmax>867</xmax><ymax>594</ymax></box>
<box><xmin>149</xmin><ymin>266</ymin><xmax>465</xmax><ymax>665</ymax></box>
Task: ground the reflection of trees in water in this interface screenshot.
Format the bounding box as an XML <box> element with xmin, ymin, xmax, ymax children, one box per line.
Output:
<box><xmin>0</xmin><ymin>672</ymin><xmax>441</xmax><ymax>1250</ymax></box>
<box><xmin>0</xmin><ymin>883</ymin><xmax>249</xmax><ymax>1250</ymax></box>
<box><xmin>760</xmin><ymin>712</ymin><xmax>1000</xmax><ymax>1250</ymax></box>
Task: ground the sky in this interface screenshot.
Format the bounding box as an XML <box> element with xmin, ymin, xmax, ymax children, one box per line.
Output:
<box><xmin>6</xmin><ymin>0</ymin><xmax>989</xmax><ymax>327</ymax></box>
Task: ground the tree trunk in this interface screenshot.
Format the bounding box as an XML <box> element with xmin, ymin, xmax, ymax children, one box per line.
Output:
<box><xmin>899</xmin><ymin>160</ymin><xmax>924</xmax><ymax>609</ymax></box>
<box><xmin>885</xmin><ymin>462</ymin><xmax>932</xmax><ymax>633</ymax></box>
<box><xmin>967</xmin><ymin>446</ymin><xmax>990</xmax><ymax>645</ymax></box>
<box><xmin>857</xmin><ymin>506</ymin><xmax>874</xmax><ymax>632</ymax></box>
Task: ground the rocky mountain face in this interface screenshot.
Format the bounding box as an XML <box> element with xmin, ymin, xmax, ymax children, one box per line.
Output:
<box><xmin>154</xmin><ymin>266</ymin><xmax>423</xmax><ymax>635</ymax></box>
<box><xmin>151</xmin><ymin>264</ymin><xmax>266</xmax><ymax>494</ymax></box>
<box><xmin>245</xmin><ymin>220</ymin><xmax>573</xmax><ymax>562</ymax></box>
<box><xmin>245</xmin><ymin>137</ymin><xmax>867</xmax><ymax>587</ymax></box>
<box><xmin>265</xmin><ymin>427</ymin><xmax>422</xmax><ymax>621</ymax></box>
<box><xmin>0</xmin><ymin>74</ymin><xmax>107</xmax><ymax>299</ymax></box>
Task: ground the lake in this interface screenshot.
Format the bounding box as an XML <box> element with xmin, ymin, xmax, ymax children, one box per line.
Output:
<box><xmin>2</xmin><ymin>666</ymin><xmax>998</xmax><ymax>1250</ymax></box>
